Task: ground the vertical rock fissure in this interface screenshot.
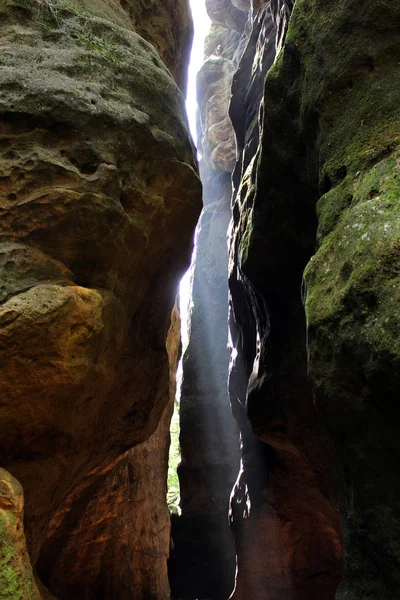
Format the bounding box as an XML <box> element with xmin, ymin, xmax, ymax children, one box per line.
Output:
<box><xmin>0</xmin><ymin>0</ymin><xmax>398</xmax><ymax>598</ymax></box>
<box><xmin>172</xmin><ymin>1</ymin><xmax>344</xmax><ymax>599</ymax></box>
<box><xmin>169</xmin><ymin>2</ymin><xmax>242</xmax><ymax>598</ymax></box>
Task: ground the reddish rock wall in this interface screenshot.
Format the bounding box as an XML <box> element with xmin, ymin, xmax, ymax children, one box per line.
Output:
<box><xmin>0</xmin><ymin>0</ymin><xmax>200</xmax><ymax>597</ymax></box>
<box><xmin>36</xmin><ymin>307</ymin><xmax>181</xmax><ymax>599</ymax></box>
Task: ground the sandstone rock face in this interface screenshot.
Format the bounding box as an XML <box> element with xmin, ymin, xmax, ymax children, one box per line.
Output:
<box><xmin>198</xmin><ymin>9</ymin><xmax>246</xmax><ymax>178</ymax></box>
<box><xmin>36</xmin><ymin>306</ymin><xmax>181</xmax><ymax>599</ymax></box>
<box><xmin>33</xmin><ymin>0</ymin><xmax>193</xmax><ymax>91</ymax></box>
<box><xmin>114</xmin><ymin>0</ymin><xmax>193</xmax><ymax>91</ymax></box>
<box><xmin>225</xmin><ymin>0</ymin><xmax>400</xmax><ymax>598</ymax></box>
<box><xmin>205</xmin><ymin>0</ymin><xmax>247</xmax><ymax>33</ymax></box>
<box><xmin>229</xmin><ymin>2</ymin><xmax>276</xmax><ymax>193</ymax></box>
<box><xmin>296</xmin><ymin>2</ymin><xmax>400</xmax><ymax>596</ymax></box>
<box><xmin>0</xmin><ymin>0</ymin><xmax>200</xmax><ymax>597</ymax></box>
<box><xmin>198</xmin><ymin>56</ymin><xmax>237</xmax><ymax>174</ymax></box>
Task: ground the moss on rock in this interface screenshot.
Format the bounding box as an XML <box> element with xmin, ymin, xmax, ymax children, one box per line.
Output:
<box><xmin>305</xmin><ymin>148</ymin><xmax>400</xmax><ymax>599</ymax></box>
<box><xmin>0</xmin><ymin>1</ymin><xmax>200</xmax><ymax>598</ymax></box>
<box><xmin>229</xmin><ymin>0</ymin><xmax>400</xmax><ymax>596</ymax></box>
<box><xmin>0</xmin><ymin>470</ymin><xmax>42</xmax><ymax>600</ymax></box>
<box><xmin>290</xmin><ymin>1</ymin><xmax>400</xmax><ymax>596</ymax></box>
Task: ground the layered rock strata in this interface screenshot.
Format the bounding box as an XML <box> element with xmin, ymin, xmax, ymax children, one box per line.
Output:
<box><xmin>0</xmin><ymin>0</ymin><xmax>201</xmax><ymax>597</ymax></box>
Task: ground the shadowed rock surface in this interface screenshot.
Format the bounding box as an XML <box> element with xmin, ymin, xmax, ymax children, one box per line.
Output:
<box><xmin>227</xmin><ymin>4</ymin><xmax>343</xmax><ymax>599</ymax></box>
<box><xmin>0</xmin><ymin>0</ymin><xmax>201</xmax><ymax>597</ymax></box>
<box><xmin>1</xmin><ymin>0</ymin><xmax>399</xmax><ymax>598</ymax></box>
<box><xmin>226</xmin><ymin>0</ymin><xmax>400</xmax><ymax>598</ymax></box>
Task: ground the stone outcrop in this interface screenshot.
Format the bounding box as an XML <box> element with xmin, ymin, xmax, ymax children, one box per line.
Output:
<box><xmin>28</xmin><ymin>0</ymin><xmax>193</xmax><ymax>91</ymax></box>
<box><xmin>0</xmin><ymin>0</ymin><xmax>201</xmax><ymax>597</ymax></box>
<box><xmin>225</xmin><ymin>0</ymin><xmax>400</xmax><ymax>598</ymax></box>
<box><xmin>198</xmin><ymin>56</ymin><xmax>236</xmax><ymax>173</ymax></box>
<box><xmin>112</xmin><ymin>0</ymin><xmax>193</xmax><ymax>91</ymax></box>
<box><xmin>297</xmin><ymin>2</ymin><xmax>400</xmax><ymax>596</ymax></box>
<box><xmin>228</xmin><ymin>4</ymin><xmax>343</xmax><ymax>599</ymax></box>
<box><xmin>36</xmin><ymin>305</ymin><xmax>181</xmax><ymax>599</ymax></box>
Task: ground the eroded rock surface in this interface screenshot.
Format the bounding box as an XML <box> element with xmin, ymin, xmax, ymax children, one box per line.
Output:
<box><xmin>226</xmin><ymin>0</ymin><xmax>400</xmax><ymax>598</ymax></box>
<box><xmin>198</xmin><ymin>56</ymin><xmax>237</xmax><ymax>173</ymax></box>
<box><xmin>0</xmin><ymin>0</ymin><xmax>200</xmax><ymax>597</ymax></box>
<box><xmin>36</xmin><ymin>306</ymin><xmax>181</xmax><ymax>599</ymax></box>
<box><xmin>228</xmin><ymin>5</ymin><xmax>342</xmax><ymax>599</ymax></box>
<box><xmin>24</xmin><ymin>0</ymin><xmax>193</xmax><ymax>91</ymax></box>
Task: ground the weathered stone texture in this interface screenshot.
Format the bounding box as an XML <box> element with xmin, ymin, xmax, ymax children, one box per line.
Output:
<box><xmin>229</xmin><ymin>2</ymin><xmax>276</xmax><ymax>194</ymax></box>
<box><xmin>0</xmin><ymin>0</ymin><xmax>200</xmax><ymax>597</ymax></box>
<box><xmin>115</xmin><ymin>0</ymin><xmax>193</xmax><ymax>91</ymax></box>
<box><xmin>198</xmin><ymin>56</ymin><xmax>237</xmax><ymax>174</ymax></box>
<box><xmin>29</xmin><ymin>0</ymin><xmax>193</xmax><ymax>91</ymax></box>
<box><xmin>227</xmin><ymin>0</ymin><xmax>400</xmax><ymax>598</ymax></box>
<box><xmin>227</xmin><ymin>4</ymin><xmax>342</xmax><ymax>599</ymax></box>
<box><xmin>36</xmin><ymin>306</ymin><xmax>181</xmax><ymax>599</ymax></box>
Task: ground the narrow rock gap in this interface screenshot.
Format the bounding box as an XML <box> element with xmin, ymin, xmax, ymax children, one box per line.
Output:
<box><xmin>1</xmin><ymin>1</ymin><xmax>397</xmax><ymax>599</ymax></box>
<box><xmin>166</xmin><ymin>0</ymin><xmax>210</xmax><ymax>520</ymax></box>
<box><xmin>168</xmin><ymin>1</ymin><xmax>241</xmax><ymax>598</ymax></box>
<box><xmin>169</xmin><ymin>2</ymin><xmax>344</xmax><ymax>600</ymax></box>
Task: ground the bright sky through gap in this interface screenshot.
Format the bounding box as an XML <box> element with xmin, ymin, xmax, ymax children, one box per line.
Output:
<box><xmin>180</xmin><ymin>0</ymin><xmax>210</xmax><ymax>347</ymax></box>
<box><xmin>186</xmin><ymin>0</ymin><xmax>211</xmax><ymax>145</ymax></box>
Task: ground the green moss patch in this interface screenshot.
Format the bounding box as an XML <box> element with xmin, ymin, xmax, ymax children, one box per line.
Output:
<box><xmin>167</xmin><ymin>396</ymin><xmax>181</xmax><ymax>515</ymax></box>
<box><xmin>0</xmin><ymin>513</ymin><xmax>22</xmax><ymax>600</ymax></box>
<box><xmin>234</xmin><ymin>0</ymin><xmax>400</xmax><ymax>596</ymax></box>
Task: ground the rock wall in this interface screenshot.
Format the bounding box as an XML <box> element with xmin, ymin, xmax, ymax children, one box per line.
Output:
<box><xmin>185</xmin><ymin>0</ymin><xmax>399</xmax><ymax>598</ymax></box>
<box><xmin>1</xmin><ymin>0</ymin><xmax>399</xmax><ymax>597</ymax></box>
<box><xmin>36</xmin><ymin>305</ymin><xmax>181</xmax><ymax>599</ymax></box>
<box><xmin>0</xmin><ymin>0</ymin><xmax>201</xmax><ymax>597</ymax></box>
<box><xmin>225</xmin><ymin>0</ymin><xmax>400</xmax><ymax>598</ymax></box>
<box><xmin>227</xmin><ymin>3</ymin><xmax>343</xmax><ymax>599</ymax></box>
